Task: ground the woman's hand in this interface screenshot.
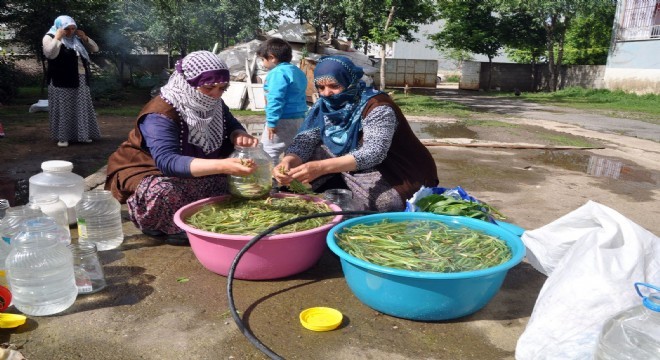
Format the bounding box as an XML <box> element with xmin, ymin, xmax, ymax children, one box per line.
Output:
<box><xmin>287</xmin><ymin>161</ymin><xmax>325</xmax><ymax>184</ymax></box>
<box><xmin>54</xmin><ymin>28</ymin><xmax>65</xmax><ymax>40</ymax></box>
<box><xmin>272</xmin><ymin>163</ymin><xmax>293</xmax><ymax>186</ymax></box>
<box><xmin>218</xmin><ymin>158</ymin><xmax>256</xmax><ymax>176</ymax></box>
<box><xmin>272</xmin><ymin>155</ymin><xmax>302</xmax><ymax>185</ymax></box>
<box><xmin>75</xmin><ymin>30</ymin><xmax>89</xmax><ymax>42</ymax></box>
<box><xmin>232</xmin><ymin>131</ymin><xmax>258</xmax><ymax>147</ymax></box>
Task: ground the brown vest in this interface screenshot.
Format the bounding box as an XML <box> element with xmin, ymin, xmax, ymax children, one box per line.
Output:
<box><xmin>360</xmin><ymin>94</ymin><xmax>439</xmax><ymax>200</ymax></box>
<box><xmin>104</xmin><ymin>97</ymin><xmax>182</xmax><ymax>203</ymax></box>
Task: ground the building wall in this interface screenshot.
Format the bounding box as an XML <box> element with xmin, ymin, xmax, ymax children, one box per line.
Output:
<box><xmin>372</xmin><ymin>58</ymin><xmax>438</xmax><ymax>88</ymax></box>
<box><xmin>460</xmin><ymin>60</ymin><xmax>607</xmax><ymax>92</ymax></box>
<box><xmin>604</xmin><ymin>40</ymin><xmax>660</xmax><ymax>94</ymax></box>
<box><xmin>603</xmin><ymin>0</ymin><xmax>660</xmax><ymax>94</ymax></box>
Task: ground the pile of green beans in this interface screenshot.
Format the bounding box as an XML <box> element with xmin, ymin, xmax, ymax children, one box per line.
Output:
<box><xmin>185</xmin><ymin>196</ymin><xmax>332</xmax><ymax>235</ymax></box>
<box><xmin>336</xmin><ymin>219</ymin><xmax>512</xmax><ymax>273</ymax></box>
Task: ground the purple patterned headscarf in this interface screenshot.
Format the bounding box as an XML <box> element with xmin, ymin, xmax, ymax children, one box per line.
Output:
<box><xmin>175</xmin><ymin>52</ymin><xmax>230</xmax><ymax>87</ymax></box>
<box><xmin>159</xmin><ymin>51</ymin><xmax>230</xmax><ymax>154</ymax></box>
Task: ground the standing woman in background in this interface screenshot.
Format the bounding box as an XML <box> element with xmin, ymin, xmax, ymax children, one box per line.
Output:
<box><xmin>43</xmin><ymin>15</ymin><xmax>101</xmax><ymax>148</ymax></box>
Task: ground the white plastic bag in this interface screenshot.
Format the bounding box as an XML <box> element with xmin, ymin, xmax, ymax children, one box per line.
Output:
<box><xmin>516</xmin><ymin>201</ymin><xmax>660</xmax><ymax>360</ymax></box>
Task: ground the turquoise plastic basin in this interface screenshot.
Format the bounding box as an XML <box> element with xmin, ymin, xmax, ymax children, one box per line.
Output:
<box><xmin>326</xmin><ymin>212</ymin><xmax>526</xmax><ymax>321</ymax></box>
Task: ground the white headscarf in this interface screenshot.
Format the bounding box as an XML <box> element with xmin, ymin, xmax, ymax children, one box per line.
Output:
<box><xmin>47</xmin><ymin>15</ymin><xmax>90</xmax><ymax>61</ymax></box>
<box><xmin>159</xmin><ymin>51</ymin><xmax>230</xmax><ymax>154</ymax></box>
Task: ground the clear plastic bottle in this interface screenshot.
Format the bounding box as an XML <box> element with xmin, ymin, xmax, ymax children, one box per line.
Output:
<box><xmin>6</xmin><ymin>217</ymin><xmax>78</xmax><ymax>316</ymax></box>
<box><xmin>76</xmin><ymin>189</ymin><xmax>124</xmax><ymax>251</ymax></box>
<box><xmin>68</xmin><ymin>242</ymin><xmax>106</xmax><ymax>294</ymax></box>
<box><xmin>595</xmin><ymin>282</ymin><xmax>660</xmax><ymax>360</ymax></box>
<box><xmin>0</xmin><ymin>204</ymin><xmax>44</xmax><ymax>245</ymax></box>
<box><xmin>0</xmin><ymin>199</ymin><xmax>9</xmax><ymax>220</ymax></box>
<box><xmin>29</xmin><ymin>194</ymin><xmax>70</xmax><ymax>236</ymax></box>
<box><xmin>29</xmin><ymin>160</ymin><xmax>85</xmax><ymax>225</ymax></box>
<box><xmin>0</xmin><ymin>205</ymin><xmax>44</xmax><ymax>287</ymax></box>
<box><xmin>228</xmin><ymin>145</ymin><xmax>274</xmax><ymax>199</ymax></box>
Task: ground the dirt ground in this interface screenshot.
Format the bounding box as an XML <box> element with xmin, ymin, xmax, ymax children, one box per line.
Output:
<box><xmin>1</xmin><ymin>88</ymin><xmax>659</xmax><ymax>360</ymax></box>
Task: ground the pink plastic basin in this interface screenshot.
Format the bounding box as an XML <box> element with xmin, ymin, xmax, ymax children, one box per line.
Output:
<box><xmin>173</xmin><ymin>193</ymin><xmax>342</xmax><ymax>280</ymax></box>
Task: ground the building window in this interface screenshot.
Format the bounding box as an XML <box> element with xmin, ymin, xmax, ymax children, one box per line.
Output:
<box><xmin>620</xmin><ymin>0</ymin><xmax>660</xmax><ymax>40</ymax></box>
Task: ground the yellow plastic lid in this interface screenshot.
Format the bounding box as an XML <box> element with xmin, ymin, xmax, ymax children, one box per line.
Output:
<box><xmin>0</xmin><ymin>313</ymin><xmax>27</xmax><ymax>328</ymax></box>
<box><xmin>299</xmin><ymin>307</ymin><xmax>343</xmax><ymax>332</ymax></box>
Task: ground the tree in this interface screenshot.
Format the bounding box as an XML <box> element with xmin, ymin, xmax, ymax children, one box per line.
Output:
<box><xmin>499</xmin><ymin>9</ymin><xmax>547</xmax><ymax>90</ymax></box>
<box><xmin>562</xmin><ymin>3</ymin><xmax>616</xmax><ymax>65</ymax></box>
<box><xmin>495</xmin><ymin>0</ymin><xmax>614</xmax><ymax>91</ymax></box>
<box><xmin>341</xmin><ymin>0</ymin><xmax>438</xmax><ymax>89</ymax></box>
<box><xmin>429</xmin><ymin>0</ymin><xmax>503</xmax><ymax>90</ymax></box>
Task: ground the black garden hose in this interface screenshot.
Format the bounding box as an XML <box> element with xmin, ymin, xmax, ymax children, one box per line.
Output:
<box><xmin>226</xmin><ymin>210</ymin><xmax>376</xmax><ymax>360</ymax></box>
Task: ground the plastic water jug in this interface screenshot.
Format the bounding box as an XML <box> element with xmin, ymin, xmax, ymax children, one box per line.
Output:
<box><xmin>29</xmin><ymin>194</ymin><xmax>69</xmax><ymax>236</ymax></box>
<box><xmin>0</xmin><ymin>205</ymin><xmax>44</xmax><ymax>287</ymax></box>
<box><xmin>6</xmin><ymin>217</ymin><xmax>78</xmax><ymax>316</ymax></box>
<box><xmin>29</xmin><ymin>160</ymin><xmax>84</xmax><ymax>225</ymax></box>
<box><xmin>595</xmin><ymin>282</ymin><xmax>660</xmax><ymax>360</ymax></box>
<box><xmin>228</xmin><ymin>145</ymin><xmax>273</xmax><ymax>199</ymax></box>
<box><xmin>0</xmin><ymin>204</ymin><xmax>44</xmax><ymax>245</ymax></box>
<box><xmin>76</xmin><ymin>189</ymin><xmax>124</xmax><ymax>251</ymax></box>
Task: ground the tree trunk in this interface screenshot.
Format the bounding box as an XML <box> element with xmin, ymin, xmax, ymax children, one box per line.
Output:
<box><xmin>487</xmin><ymin>57</ymin><xmax>493</xmax><ymax>91</ymax></box>
<box><xmin>554</xmin><ymin>16</ymin><xmax>569</xmax><ymax>91</ymax></box>
<box><xmin>379</xmin><ymin>6</ymin><xmax>396</xmax><ymax>91</ymax></box>
<box><xmin>545</xmin><ymin>15</ymin><xmax>557</xmax><ymax>92</ymax></box>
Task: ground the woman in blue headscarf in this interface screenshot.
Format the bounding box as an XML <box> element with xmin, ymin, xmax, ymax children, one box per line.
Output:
<box><xmin>43</xmin><ymin>15</ymin><xmax>101</xmax><ymax>147</ymax></box>
<box><xmin>272</xmin><ymin>55</ymin><xmax>438</xmax><ymax>212</ymax></box>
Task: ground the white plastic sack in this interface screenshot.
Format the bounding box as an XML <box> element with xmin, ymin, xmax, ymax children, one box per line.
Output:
<box><xmin>29</xmin><ymin>99</ymin><xmax>49</xmax><ymax>113</ymax></box>
<box><xmin>516</xmin><ymin>200</ymin><xmax>660</xmax><ymax>360</ymax></box>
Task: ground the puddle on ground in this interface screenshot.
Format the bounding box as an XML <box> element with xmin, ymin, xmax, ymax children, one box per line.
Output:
<box><xmin>410</xmin><ymin>122</ymin><xmax>478</xmax><ymax>139</ymax></box>
<box><xmin>529</xmin><ymin>151</ymin><xmax>659</xmax><ymax>185</ymax></box>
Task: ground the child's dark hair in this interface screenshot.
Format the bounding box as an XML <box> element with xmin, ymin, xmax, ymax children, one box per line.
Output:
<box><xmin>256</xmin><ymin>38</ymin><xmax>293</xmax><ymax>63</ymax></box>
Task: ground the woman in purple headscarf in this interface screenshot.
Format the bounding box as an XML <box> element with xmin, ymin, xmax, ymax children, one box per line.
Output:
<box><xmin>43</xmin><ymin>15</ymin><xmax>101</xmax><ymax>147</ymax></box>
<box><xmin>105</xmin><ymin>51</ymin><xmax>259</xmax><ymax>244</ymax></box>
<box><xmin>272</xmin><ymin>55</ymin><xmax>438</xmax><ymax>212</ymax></box>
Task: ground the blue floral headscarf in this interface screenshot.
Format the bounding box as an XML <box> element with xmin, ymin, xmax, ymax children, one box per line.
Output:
<box><xmin>299</xmin><ymin>55</ymin><xmax>381</xmax><ymax>156</ymax></box>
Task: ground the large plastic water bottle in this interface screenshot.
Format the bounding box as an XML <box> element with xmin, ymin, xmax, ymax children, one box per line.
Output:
<box><xmin>6</xmin><ymin>217</ymin><xmax>78</xmax><ymax>316</ymax></box>
<box><xmin>595</xmin><ymin>282</ymin><xmax>660</xmax><ymax>360</ymax></box>
<box><xmin>0</xmin><ymin>205</ymin><xmax>43</xmax><ymax>287</ymax></box>
<box><xmin>29</xmin><ymin>160</ymin><xmax>85</xmax><ymax>225</ymax></box>
<box><xmin>75</xmin><ymin>189</ymin><xmax>124</xmax><ymax>251</ymax></box>
<box><xmin>29</xmin><ymin>194</ymin><xmax>70</xmax><ymax>236</ymax></box>
<box><xmin>0</xmin><ymin>204</ymin><xmax>44</xmax><ymax>245</ymax></box>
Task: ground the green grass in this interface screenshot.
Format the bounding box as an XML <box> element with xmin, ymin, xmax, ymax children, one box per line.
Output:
<box><xmin>232</xmin><ymin>109</ymin><xmax>265</xmax><ymax>116</ymax></box>
<box><xmin>461</xmin><ymin>119</ymin><xmax>518</xmax><ymax>128</ymax></box>
<box><xmin>537</xmin><ymin>133</ymin><xmax>597</xmax><ymax>147</ymax></box>
<box><xmin>499</xmin><ymin>87</ymin><xmax>660</xmax><ymax>124</ymax></box>
<box><xmin>390</xmin><ymin>93</ymin><xmax>473</xmax><ymax>118</ymax></box>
